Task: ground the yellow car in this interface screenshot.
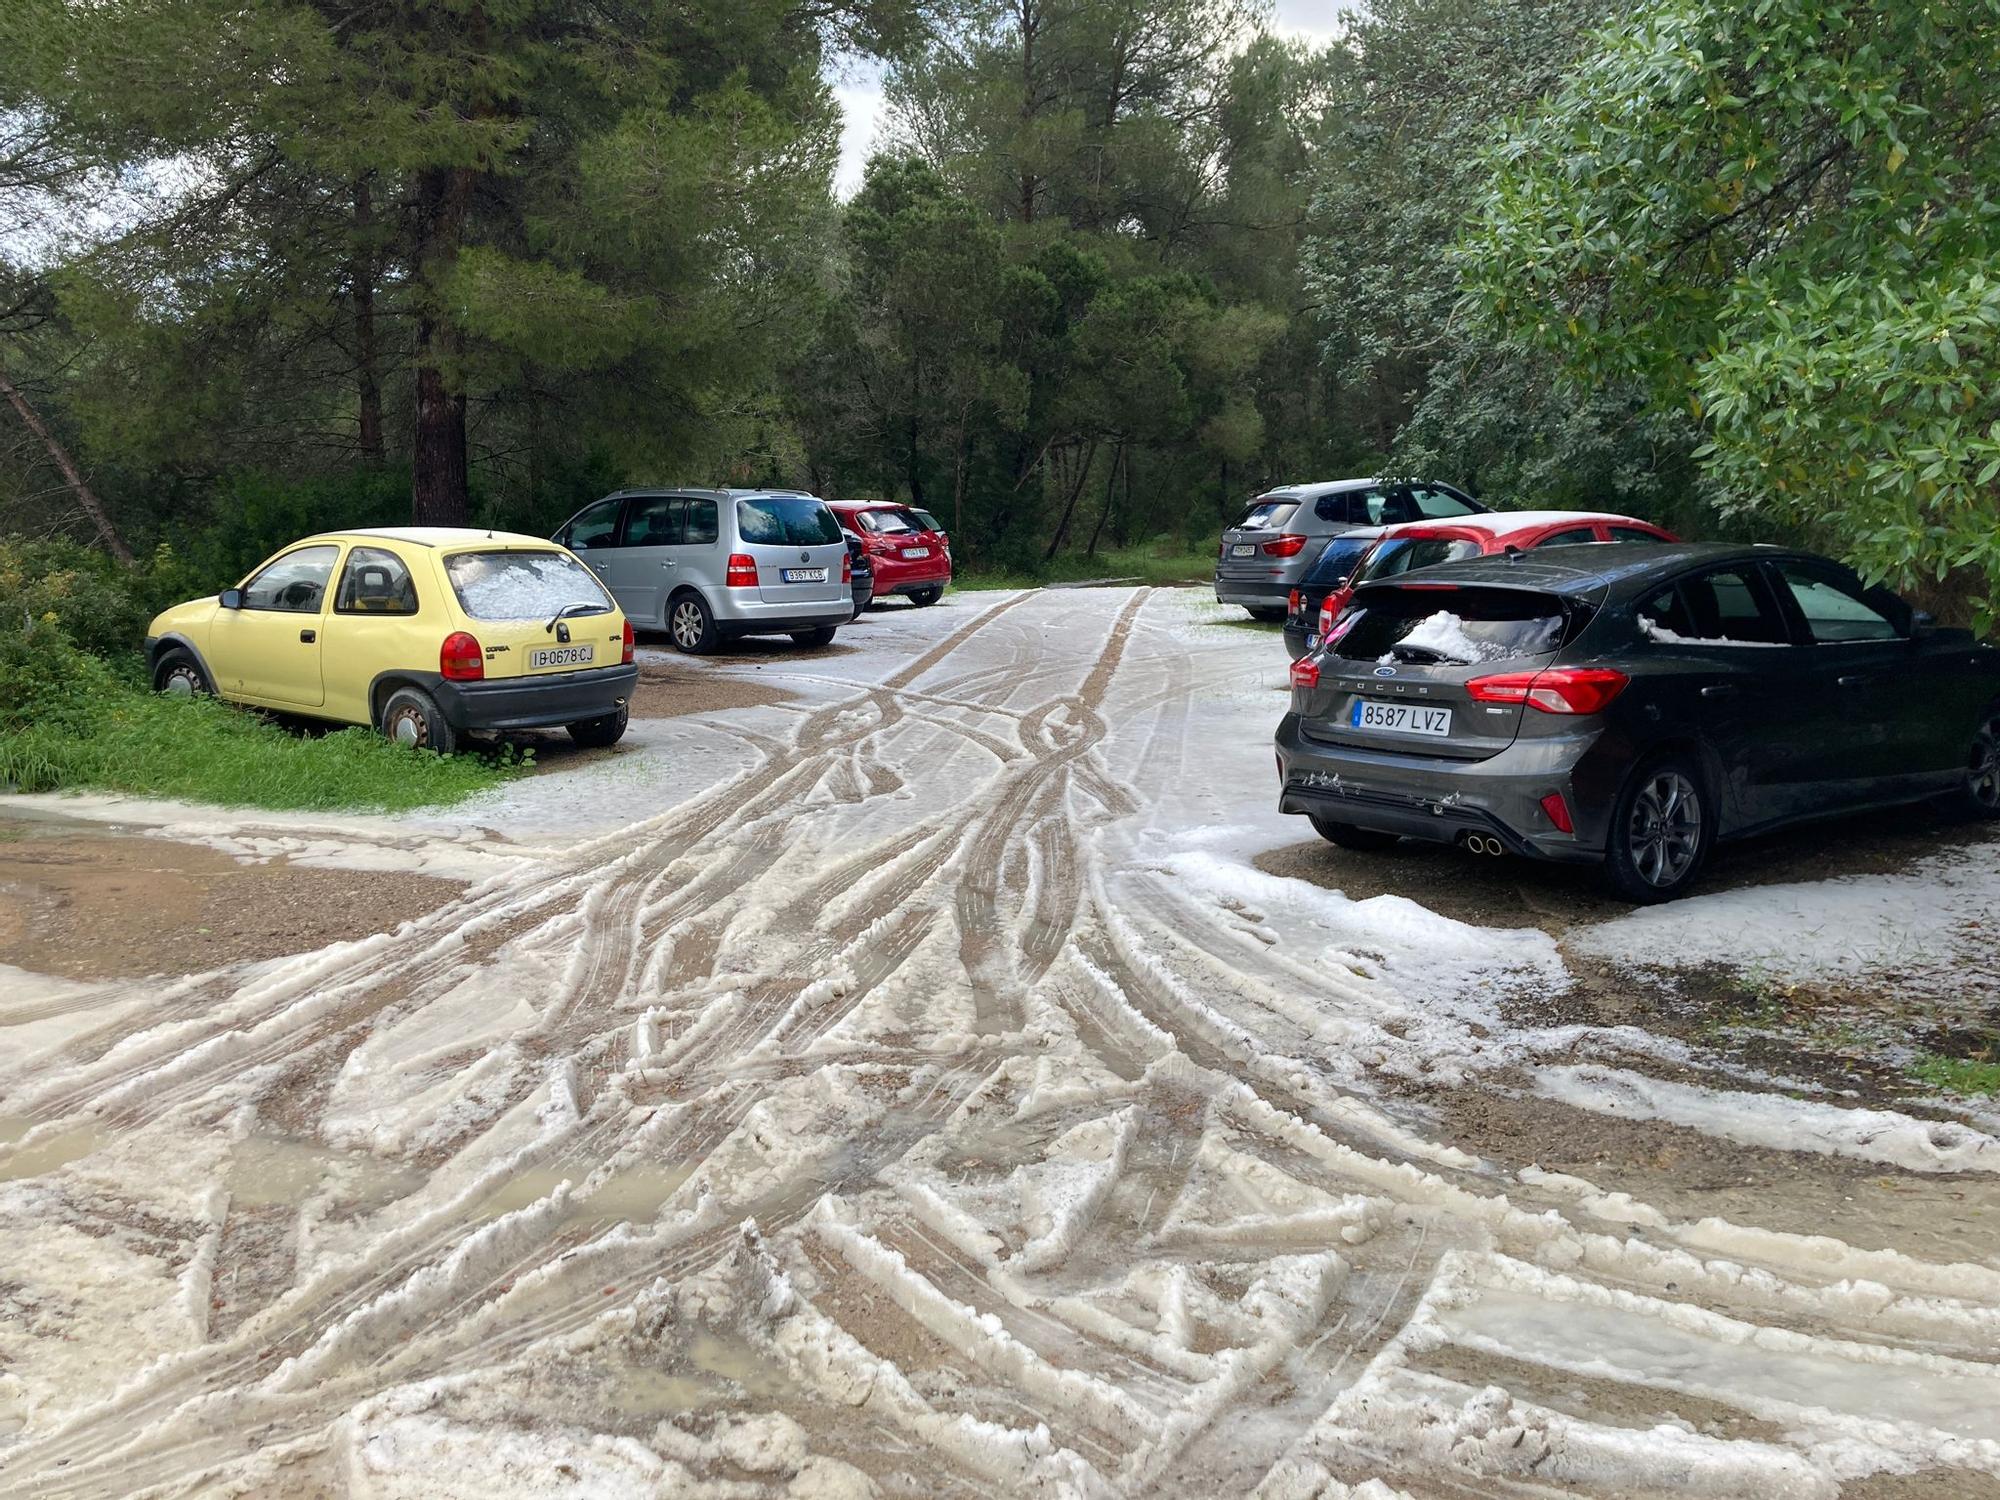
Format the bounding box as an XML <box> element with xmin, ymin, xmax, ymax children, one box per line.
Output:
<box><xmin>145</xmin><ymin>527</ymin><xmax>638</xmax><ymax>752</ymax></box>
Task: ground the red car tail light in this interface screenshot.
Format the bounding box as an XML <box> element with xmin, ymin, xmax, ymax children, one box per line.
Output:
<box><xmin>1289</xmin><ymin>656</ymin><xmax>1321</xmax><ymax>689</ymax></box>
<box><xmin>1468</xmin><ymin>667</ymin><xmax>1629</xmax><ymax>715</ymax></box>
<box><xmin>440</xmin><ymin>631</ymin><xmax>484</xmax><ymax>681</ymax></box>
<box><xmin>621</xmin><ymin>618</ymin><xmax>634</xmax><ymax>664</ymax></box>
<box><xmin>725</xmin><ymin>552</ymin><xmax>759</xmax><ymax>588</ymax></box>
<box><xmin>1316</xmin><ymin>587</ymin><xmax>1352</xmax><ymax>636</ymax></box>
<box><xmin>1539</xmin><ymin>791</ymin><xmax>1575</xmax><ymax>833</ymax></box>
<box><xmin>1262</xmin><ymin>533</ymin><xmax>1307</xmax><ymax>558</ymax></box>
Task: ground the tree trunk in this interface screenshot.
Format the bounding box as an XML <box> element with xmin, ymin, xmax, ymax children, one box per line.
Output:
<box><xmin>0</xmin><ymin>361</ymin><xmax>134</xmax><ymax>563</ymax></box>
<box><xmin>411</xmin><ymin>164</ymin><xmax>474</xmax><ymax>526</ymax></box>
<box><xmin>352</xmin><ymin>176</ymin><xmax>385</xmax><ymax>465</ymax></box>
<box><xmin>1041</xmin><ymin>440</ymin><xmax>1097</xmax><ymax>562</ymax></box>
<box><xmin>1086</xmin><ymin>443</ymin><xmax>1121</xmax><ymax>557</ymax></box>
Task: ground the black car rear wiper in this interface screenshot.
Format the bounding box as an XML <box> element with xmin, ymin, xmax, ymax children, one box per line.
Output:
<box><xmin>544</xmin><ymin>601</ymin><xmax>606</xmax><ymax>633</ymax></box>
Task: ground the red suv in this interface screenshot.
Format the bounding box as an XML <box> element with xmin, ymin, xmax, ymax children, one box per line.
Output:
<box><xmin>828</xmin><ymin>501</ymin><xmax>952</xmax><ymax>607</ymax></box>
<box><xmin>1314</xmin><ymin>511</ymin><xmax>1678</xmax><ymax>644</ymax></box>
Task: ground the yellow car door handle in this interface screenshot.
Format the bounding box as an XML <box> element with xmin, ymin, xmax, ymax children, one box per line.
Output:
<box><xmin>299</xmin><ymin>628</ymin><xmax>316</xmax><ymax>643</ymax></box>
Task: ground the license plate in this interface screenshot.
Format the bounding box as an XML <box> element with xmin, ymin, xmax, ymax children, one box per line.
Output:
<box><xmin>901</xmin><ymin>546</ymin><xmax>931</xmax><ymax>559</ymax></box>
<box><xmin>530</xmin><ymin>645</ymin><xmax>593</xmax><ymax>670</ymax></box>
<box><xmin>1306</xmin><ymin>633</ymin><xmax>1321</xmax><ymax>650</ymax></box>
<box><xmin>1351</xmin><ymin>699</ymin><xmax>1451</xmax><ymax>737</ymax></box>
<box><xmin>782</xmin><ymin>567</ymin><xmax>828</xmax><ymax>583</ymax></box>
<box><xmin>1231</xmin><ymin>543</ymin><xmax>1255</xmax><ymax>557</ymax></box>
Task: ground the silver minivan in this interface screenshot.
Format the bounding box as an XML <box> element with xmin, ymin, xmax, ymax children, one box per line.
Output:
<box><xmin>556</xmin><ymin>489</ymin><xmax>853</xmax><ymax>653</ymax></box>
<box><xmin>1215</xmin><ymin>478</ymin><xmax>1484</xmax><ymax>619</ymax></box>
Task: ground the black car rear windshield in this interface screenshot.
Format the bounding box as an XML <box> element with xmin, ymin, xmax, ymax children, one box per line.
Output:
<box><xmin>738</xmin><ymin>496</ymin><xmax>842</xmax><ymax>546</ymax></box>
<box><xmin>1330</xmin><ymin>586</ymin><xmax>1570</xmax><ymax>665</ymax></box>
<box><xmin>1234</xmin><ymin>497</ymin><xmax>1299</xmax><ymax>531</ymax></box>
<box><xmin>1303</xmin><ymin>533</ymin><xmax>1377</xmax><ymax>586</ymax></box>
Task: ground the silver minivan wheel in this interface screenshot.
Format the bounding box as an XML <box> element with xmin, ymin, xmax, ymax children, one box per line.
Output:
<box><xmin>668</xmin><ymin>594</ymin><xmax>717</xmax><ymax>654</ymax></box>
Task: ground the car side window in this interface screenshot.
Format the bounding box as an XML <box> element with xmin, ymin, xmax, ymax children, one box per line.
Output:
<box><xmin>1643</xmin><ymin>567</ymin><xmax>1789</xmax><ymax>645</ymax></box>
<box><xmin>624</xmin><ymin>495</ymin><xmax>685</xmax><ymax>547</ymax></box>
<box><xmin>1376</xmin><ymin>489</ymin><xmax>1418</xmax><ymax>525</ymax></box>
<box><xmin>564</xmin><ymin>498</ymin><xmax>624</xmax><ymax>550</ymax></box>
<box><xmin>684</xmin><ymin>497</ymin><xmax>719</xmax><ymax>545</ymax></box>
<box><xmin>1315</xmin><ymin>492</ymin><xmax>1369</xmax><ymax>524</ymax></box>
<box><xmin>334</xmin><ymin>546</ymin><xmax>418</xmax><ymax>615</ymax></box>
<box><xmin>1411</xmin><ymin>486</ymin><xmax>1476</xmax><ymax>519</ymax></box>
<box><xmin>1539</xmin><ymin>527</ymin><xmax>1601</xmax><ymax>547</ymax></box>
<box><xmin>241</xmin><ymin>545</ymin><xmax>340</xmax><ymax>613</ymax></box>
<box><xmin>1609</xmin><ymin>526</ymin><xmax>1663</xmax><ymax>544</ymax></box>
<box><xmin>1773</xmin><ymin>563</ymin><xmax>1903</xmax><ymax>644</ymax></box>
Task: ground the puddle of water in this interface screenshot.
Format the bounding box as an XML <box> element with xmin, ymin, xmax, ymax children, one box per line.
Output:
<box><xmin>600</xmin><ymin>1332</ymin><xmax>791</xmax><ymax>1418</ymax></box>
<box><xmin>0</xmin><ymin>1115</ymin><xmax>113</xmax><ymax>1181</ymax></box>
<box><xmin>473</xmin><ymin>1163</ymin><xmax>695</xmax><ymax>1226</ymax></box>
<box><xmin>225</xmin><ymin>1134</ymin><xmax>426</xmax><ymax>1211</ymax></box>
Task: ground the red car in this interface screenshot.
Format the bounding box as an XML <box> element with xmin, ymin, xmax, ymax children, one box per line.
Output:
<box><xmin>1314</xmin><ymin>510</ymin><xmax>1678</xmax><ymax>642</ymax></box>
<box><xmin>828</xmin><ymin>501</ymin><xmax>952</xmax><ymax>607</ymax></box>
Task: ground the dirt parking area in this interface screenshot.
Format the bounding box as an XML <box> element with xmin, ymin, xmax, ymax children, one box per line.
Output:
<box><xmin>0</xmin><ymin>816</ymin><xmax>462</xmax><ymax>981</ymax></box>
<box><xmin>2</xmin><ymin>588</ymin><xmax>1997</xmax><ymax>1500</ymax></box>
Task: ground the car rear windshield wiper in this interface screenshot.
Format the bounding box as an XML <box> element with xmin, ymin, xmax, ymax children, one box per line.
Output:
<box><xmin>544</xmin><ymin>601</ymin><xmax>607</xmax><ymax>633</ymax></box>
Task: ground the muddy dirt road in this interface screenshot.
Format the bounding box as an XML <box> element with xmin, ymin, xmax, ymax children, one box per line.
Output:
<box><xmin>1</xmin><ymin>588</ymin><xmax>1997</xmax><ymax>1498</ymax></box>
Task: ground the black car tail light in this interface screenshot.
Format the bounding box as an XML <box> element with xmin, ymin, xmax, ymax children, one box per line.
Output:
<box><xmin>1468</xmin><ymin>667</ymin><xmax>1628</xmax><ymax>715</ymax></box>
<box><xmin>1289</xmin><ymin>656</ymin><xmax>1321</xmax><ymax>689</ymax></box>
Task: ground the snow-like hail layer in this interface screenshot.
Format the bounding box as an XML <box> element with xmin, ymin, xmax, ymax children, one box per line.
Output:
<box><xmin>2</xmin><ymin>585</ymin><xmax>1998</xmax><ymax>1499</ymax></box>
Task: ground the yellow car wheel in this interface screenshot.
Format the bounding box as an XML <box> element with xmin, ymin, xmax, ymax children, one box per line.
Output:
<box><xmin>154</xmin><ymin>650</ymin><xmax>211</xmax><ymax>697</ymax></box>
<box><xmin>380</xmin><ymin>686</ymin><xmax>459</xmax><ymax>756</ymax></box>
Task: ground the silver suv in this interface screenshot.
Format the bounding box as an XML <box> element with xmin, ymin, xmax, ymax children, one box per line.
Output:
<box><xmin>1215</xmin><ymin>478</ymin><xmax>1484</xmax><ymax>619</ymax></box>
<box><xmin>556</xmin><ymin>489</ymin><xmax>853</xmax><ymax>654</ymax></box>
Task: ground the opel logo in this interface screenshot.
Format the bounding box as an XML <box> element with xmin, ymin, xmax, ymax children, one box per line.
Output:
<box><xmin>1373</xmin><ymin>665</ymin><xmax>1397</xmax><ymax>678</ymax></box>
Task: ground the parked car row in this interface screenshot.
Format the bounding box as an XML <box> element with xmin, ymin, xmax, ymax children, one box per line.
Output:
<box><xmin>145</xmin><ymin>488</ymin><xmax>951</xmax><ymax>756</ymax></box>
<box><xmin>1235</xmin><ymin>485</ymin><xmax>2000</xmax><ymax>902</ymax></box>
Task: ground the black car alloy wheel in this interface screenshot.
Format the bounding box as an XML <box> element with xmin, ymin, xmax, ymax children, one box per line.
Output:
<box><xmin>1626</xmin><ymin>767</ymin><xmax>1704</xmax><ymax>891</ymax></box>
<box><xmin>1967</xmin><ymin>711</ymin><xmax>2000</xmax><ymax>813</ymax></box>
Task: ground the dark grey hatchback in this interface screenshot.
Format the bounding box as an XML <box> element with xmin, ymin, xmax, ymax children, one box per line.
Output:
<box><xmin>1275</xmin><ymin>543</ymin><xmax>2000</xmax><ymax>901</ymax></box>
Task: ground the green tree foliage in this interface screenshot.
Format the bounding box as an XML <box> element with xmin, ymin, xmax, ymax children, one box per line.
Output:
<box><xmin>1</xmin><ymin>0</ymin><xmax>911</xmax><ymax>528</ymax></box>
<box><xmin>790</xmin><ymin>4</ymin><xmax>1344</xmax><ymax>562</ymax></box>
<box><xmin>1300</xmin><ymin>0</ymin><xmax>1699</xmax><ymax>520</ymax></box>
<box><xmin>1469</xmin><ymin>0</ymin><xmax>2000</xmax><ymax>619</ymax></box>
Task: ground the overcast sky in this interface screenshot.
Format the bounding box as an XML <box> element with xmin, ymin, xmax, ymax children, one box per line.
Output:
<box><xmin>830</xmin><ymin>0</ymin><xmax>1350</xmax><ymax>195</ymax></box>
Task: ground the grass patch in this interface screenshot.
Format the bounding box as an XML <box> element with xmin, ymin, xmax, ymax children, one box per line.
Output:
<box><xmin>1907</xmin><ymin>1052</ymin><xmax>2000</xmax><ymax>1097</ymax></box>
<box><xmin>953</xmin><ymin>538</ymin><xmax>1216</xmax><ymax>592</ymax></box>
<box><xmin>1</xmin><ymin>675</ymin><xmax>521</xmax><ymax>813</ymax></box>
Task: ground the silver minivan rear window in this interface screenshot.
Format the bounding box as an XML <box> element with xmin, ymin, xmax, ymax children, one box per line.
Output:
<box><xmin>738</xmin><ymin>496</ymin><xmax>842</xmax><ymax>546</ymax></box>
<box><xmin>445</xmin><ymin>550</ymin><xmax>612</xmax><ymax>620</ymax></box>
